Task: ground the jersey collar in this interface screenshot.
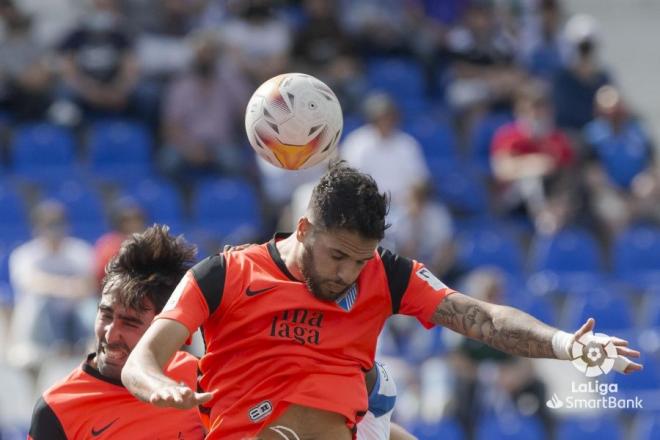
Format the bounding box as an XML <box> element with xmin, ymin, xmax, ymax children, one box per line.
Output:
<box><xmin>82</xmin><ymin>353</ymin><xmax>125</xmax><ymax>387</ymax></box>
<box><xmin>267</xmin><ymin>232</ymin><xmax>298</xmax><ymax>281</ymax></box>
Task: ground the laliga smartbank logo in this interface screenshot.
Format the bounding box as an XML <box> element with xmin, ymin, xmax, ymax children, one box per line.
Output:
<box><xmin>546</xmin><ymin>380</ymin><xmax>643</xmax><ymax>410</ymax></box>
<box><xmin>570</xmin><ymin>330</ymin><xmax>617</xmax><ymax>377</ymax></box>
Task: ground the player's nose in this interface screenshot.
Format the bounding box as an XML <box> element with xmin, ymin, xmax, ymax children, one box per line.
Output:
<box><xmin>104</xmin><ymin>321</ymin><xmax>122</xmax><ymax>343</ymax></box>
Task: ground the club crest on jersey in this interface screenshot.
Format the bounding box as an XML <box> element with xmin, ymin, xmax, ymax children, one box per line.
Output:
<box><xmin>335</xmin><ymin>283</ymin><xmax>358</xmax><ymax>311</ymax></box>
<box><xmin>415</xmin><ymin>267</ymin><xmax>446</xmax><ymax>291</ymax></box>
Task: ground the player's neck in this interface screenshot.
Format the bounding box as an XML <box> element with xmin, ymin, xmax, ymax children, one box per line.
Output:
<box><xmin>275</xmin><ymin>234</ymin><xmax>304</xmax><ymax>281</ymax></box>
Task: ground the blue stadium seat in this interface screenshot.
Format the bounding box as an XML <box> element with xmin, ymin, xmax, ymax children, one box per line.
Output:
<box><xmin>429</xmin><ymin>160</ymin><xmax>489</xmax><ymax>215</ymax></box>
<box><xmin>410</xmin><ymin>418</ymin><xmax>463</xmax><ymax>440</ymax></box>
<box><xmin>366</xmin><ymin>57</ymin><xmax>425</xmax><ymax>102</ymax></box>
<box><xmin>584</xmin><ymin>118</ymin><xmax>651</xmax><ymax>189</ymax></box>
<box><xmin>476</xmin><ymin>415</ymin><xmax>544</xmax><ymax>440</ymax></box>
<box><xmin>89</xmin><ymin>119</ymin><xmax>153</xmax><ymax>183</ymax></box>
<box><xmin>519</xmin><ymin>295</ymin><xmax>558</xmax><ymax>327</ymax></box>
<box><xmin>616</xmin><ymin>355</ymin><xmax>659</xmax><ymax>390</ymax></box>
<box><xmin>341</xmin><ymin>113</ymin><xmax>364</xmax><ymax>140</ymax></box>
<box><xmin>47</xmin><ymin>180</ymin><xmax>108</xmax><ymax>242</ymax></box>
<box><xmin>457</xmin><ymin>227</ymin><xmax>524</xmax><ymax>275</ymax></box>
<box><xmin>613</xmin><ymin>225</ymin><xmax>660</xmax><ymax>288</ymax></box>
<box><xmin>566</xmin><ymin>292</ymin><xmax>634</xmax><ymax>331</ymax></box>
<box><xmin>0</xmin><ymin>249</ymin><xmax>13</xmax><ymax>306</ymax></box>
<box><xmin>530</xmin><ymin>228</ymin><xmax>603</xmax><ymax>274</ymax></box>
<box><xmin>11</xmin><ymin>123</ymin><xmax>77</xmax><ymax>183</ymax></box>
<box><xmin>558</xmin><ymin>416</ymin><xmax>623</xmax><ymax>440</ymax></box>
<box><xmin>125</xmin><ymin>179</ymin><xmax>184</xmax><ymax>230</ymax></box>
<box><xmin>468</xmin><ymin>112</ymin><xmax>513</xmax><ymax>174</ymax></box>
<box><xmin>404</xmin><ymin>116</ymin><xmax>458</xmax><ymax>163</ymax></box>
<box><xmin>634</xmin><ymin>413</ymin><xmax>660</xmax><ymax>440</ymax></box>
<box><xmin>0</xmin><ymin>182</ymin><xmax>30</xmax><ymax>248</ymax></box>
<box><xmin>192</xmin><ymin>178</ymin><xmax>262</xmax><ymax>242</ymax></box>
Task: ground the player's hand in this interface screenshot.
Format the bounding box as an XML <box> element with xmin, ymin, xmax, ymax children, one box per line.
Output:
<box><xmin>149</xmin><ymin>384</ymin><xmax>213</xmax><ymax>409</ymax></box>
<box><xmin>573</xmin><ymin>318</ymin><xmax>643</xmax><ymax>374</ymax></box>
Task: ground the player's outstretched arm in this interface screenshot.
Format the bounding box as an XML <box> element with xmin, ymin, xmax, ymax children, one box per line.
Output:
<box><xmin>432</xmin><ymin>292</ymin><xmax>642</xmax><ymax>373</ymax></box>
<box><xmin>121</xmin><ymin>318</ymin><xmax>213</xmax><ymax>409</ymax></box>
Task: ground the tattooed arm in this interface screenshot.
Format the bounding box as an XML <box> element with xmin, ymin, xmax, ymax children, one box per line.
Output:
<box><xmin>432</xmin><ymin>291</ymin><xmax>557</xmax><ymax>358</ymax></box>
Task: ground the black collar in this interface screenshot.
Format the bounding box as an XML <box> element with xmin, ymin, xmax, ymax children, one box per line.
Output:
<box><xmin>267</xmin><ymin>232</ymin><xmax>298</xmax><ymax>282</ymax></box>
<box><xmin>82</xmin><ymin>353</ymin><xmax>125</xmax><ymax>387</ymax></box>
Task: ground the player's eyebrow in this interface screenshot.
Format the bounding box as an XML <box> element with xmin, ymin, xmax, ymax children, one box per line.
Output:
<box><xmin>98</xmin><ymin>304</ymin><xmax>145</xmax><ymax>325</ymax></box>
<box><xmin>331</xmin><ymin>248</ymin><xmax>374</xmax><ymax>262</ymax></box>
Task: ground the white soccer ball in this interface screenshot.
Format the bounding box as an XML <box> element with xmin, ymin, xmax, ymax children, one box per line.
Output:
<box><xmin>245</xmin><ymin>73</ymin><xmax>343</xmax><ymax>170</ymax></box>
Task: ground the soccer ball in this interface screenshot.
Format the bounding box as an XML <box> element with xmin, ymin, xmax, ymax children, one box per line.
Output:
<box><xmin>245</xmin><ymin>73</ymin><xmax>343</xmax><ymax>170</ymax></box>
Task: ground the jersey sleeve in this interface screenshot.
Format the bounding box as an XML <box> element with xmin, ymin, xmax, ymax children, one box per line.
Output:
<box><xmin>379</xmin><ymin>248</ymin><xmax>454</xmax><ymax>328</ymax></box>
<box><xmin>29</xmin><ymin>396</ymin><xmax>67</xmax><ymax>440</ymax></box>
<box><xmin>155</xmin><ymin>254</ymin><xmax>227</xmax><ymax>339</ymax></box>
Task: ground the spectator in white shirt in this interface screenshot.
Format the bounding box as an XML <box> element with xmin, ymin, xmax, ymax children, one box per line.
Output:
<box><xmin>341</xmin><ymin>93</ymin><xmax>430</xmax><ymax>217</ymax></box>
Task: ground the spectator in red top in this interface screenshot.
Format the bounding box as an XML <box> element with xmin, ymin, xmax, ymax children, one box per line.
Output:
<box><xmin>490</xmin><ymin>80</ymin><xmax>574</xmax><ymax>222</ymax></box>
<box><xmin>93</xmin><ymin>197</ymin><xmax>146</xmax><ymax>287</ymax></box>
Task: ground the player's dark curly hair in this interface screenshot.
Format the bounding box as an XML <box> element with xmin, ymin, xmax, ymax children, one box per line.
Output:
<box><xmin>309</xmin><ymin>161</ymin><xmax>390</xmax><ymax>240</ymax></box>
<box><xmin>102</xmin><ymin>224</ymin><xmax>197</xmax><ymax>313</ymax></box>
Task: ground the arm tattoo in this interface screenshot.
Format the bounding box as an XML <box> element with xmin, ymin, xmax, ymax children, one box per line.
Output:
<box><xmin>433</xmin><ymin>292</ymin><xmax>557</xmax><ymax>358</ymax></box>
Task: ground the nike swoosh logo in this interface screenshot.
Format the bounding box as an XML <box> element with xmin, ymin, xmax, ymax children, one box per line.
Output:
<box><xmin>246</xmin><ymin>286</ymin><xmax>276</xmax><ymax>297</ymax></box>
<box><xmin>91</xmin><ymin>418</ymin><xmax>119</xmax><ymax>436</ymax></box>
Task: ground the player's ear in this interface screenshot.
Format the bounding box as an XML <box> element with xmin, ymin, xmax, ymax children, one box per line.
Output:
<box><xmin>296</xmin><ymin>217</ymin><xmax>311</xmax><ymax>242</ymax></box>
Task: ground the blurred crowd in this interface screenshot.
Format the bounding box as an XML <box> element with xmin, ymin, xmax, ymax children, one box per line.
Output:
<box><xmin>0</xmin><ymin>0</ymin><xmax>659</xmax><ymax>439</ymax></box>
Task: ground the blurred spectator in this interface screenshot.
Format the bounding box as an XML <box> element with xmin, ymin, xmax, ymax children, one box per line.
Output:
<box><xmin>520</xmin><ymin>0</ymin><xmax>566</xmax><ymax>80</ymax></box>
<box><xmin>219</xmin><ymin>0</ymin><xmax>292</xmax><ymax>84</ymax></box>
<box><xmin>490</xmin><ymin>80</ymin><xmax>575</xmax><ymax>222</ymax></box>
<box><xmin>552</xmin><ymin>14</ymin><xmax>611</xmax><ymax>131</ymax></box>
<box><xmin>339</xmin><ymin>0</ymin><xmax>414</xmax><ymax>57</ymax></box>
<box><xmin>293</xmin><ymin>0</ymin><xmax>366</xmax><ymax>113</ymax></box>
<box><xmin>93</xmin><ymin>197</ymin><xmax>146</xmax><ymax>286</ymax></box>
<box><xmin>0</xmin><ymin>1</ymin><xmax>55</xmax><ymax>122</ymax></box>
<box><xmin>447</xmin><ymin>268</ymin><xmax>555</xmax><ymax>440</ymax></box>
<box><xmin>129</xmin><ymin>0</ymin><xmax>204</xmax><ymax>37</ymax></box>
<box><xmin>7</xmin><ymin>200</ymin><xmax>95</xmax><ymax>369</ymax></box>
<box><xmin>341</xmin><ymin>93</ymin><xmax>430</xmax><ymax>216</ymax></box>
<box><xmin>583</xmin><ymin>85</ymin><xmax>657</xmax><ymax>235</ymax></box>
<box><xmin>57</xmin><ymin>0</ymin><xmax>144</xmax><ymax>121</ymax></box>
<box><xmin>159</xmin><ymin>31</ymin><xmax>251</xmax><ymax>183</ymax></box>
<box><xmin>389</xmin><ymin>182</ymin><xmax>457</xmax><ymax>282</ymax></box>
<box><xmin>445</xmin><ymin>0</ymin><xmax>525</xmax><ymax>129</ymax></box>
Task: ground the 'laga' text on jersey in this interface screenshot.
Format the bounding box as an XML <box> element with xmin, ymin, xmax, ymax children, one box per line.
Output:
<box><xmin>270</xmin><ymin>309</ymin><xmax>324</xmax><ymax>345</ymax></box>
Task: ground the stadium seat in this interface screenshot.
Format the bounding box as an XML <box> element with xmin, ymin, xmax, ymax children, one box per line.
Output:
<box><xmin>47</xmin><ymin>180</ymin><xmax>108</xmax><ymax>242</ymax></box>
<box><xmin>566</xmin><ymin>291</ymin><xmax>635</xmax><ymax>331</ymax></box>
<box><xmin>476</xmin><ymin>415</ymin><xmax>544</xmax><ymax>440</ymax></box>
<box><xmin>0</xmin><ymin>183</ymin><xmax>30</xmax><ymax>249</ymax></box>
<box><xmin>558</xmin><ymin>416</ymin><xmax>623</xmax><ymax>440</ymax></box>
<box><xmin>530</xmin><ymin>228</ymin><xmax>603</xmax><ymax>274</ymax></box>
<box><xmin>457</xmin><ymin>227</ymin><xmax>524</xmax><ymax>275</ymax></box>
<box><xmin>616</xmin><ymin>355</ymin><xmax>659</xmax><ymax>390</ymax></box>
<box><xmin>0</xmin><ymin>249</ymin><xmax>12</xmax><ymax>306</ymax></box>
<box><xmin>584</xmin><ymin>118</ymin><xmax>651</xmax><ymax>189</ymax></box>
<box><xmin>429</xmin><ymin>160</ymin><xmax>489</xmax><ymax>215</ymax></box>
<box><xmin>613</xmin><ymin>225</ymin><xmax>660</xmax><ymax>288</ymax></box>
<box><xmin>634</xmin><ymin>413</ymin><xmax>660</xmax><ymax>440</ymax></box>
<box><xmin>192</xmin><ymin>178</ymin><xmax>262</xmax><ymax>242</ymax></box>
<box><xmin>125</xmin><ymin>179</ymin><xmax>184</xmax><ymax>230</ymax></box>
<box><xmin>366</xmin><ymin>57</ymin><xmax>425</xmax><ymax>102</ymax></box>
<box><xmin>468</xmin><ymin>112</ymin><xmax>513</xmax><ymax>174</ymax></box>
<box><xmin>410</xmin><ymin>418</ymin><xmax>463</xmax><ymax>440</ymax></box>
<box><xmin>404</xmin><ymin>116</ymin><xmax>458</xmax><ymax>163</ymax></box>
<box><xmin>10</xmin><ymin>123</ymin><xmax>78</xmax><ymax>183</ymax></box>
<box><xmin>88</xmin><ymin>119</ymin><xmax>153</xmax><ymax>183</ymax></box>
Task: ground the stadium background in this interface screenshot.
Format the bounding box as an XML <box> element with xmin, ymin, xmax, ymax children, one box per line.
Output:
<box><xmin>0</xmin><ymin>0</ymin><xmax>659</xmax><ymax>439</ymax></box>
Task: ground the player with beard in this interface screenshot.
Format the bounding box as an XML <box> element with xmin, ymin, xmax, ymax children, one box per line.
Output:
<box><xmin>29</xmin><ymin>225</ymin><xmax>205</xmax><ymax>440</ymax></box>
<box><xmin>122</xmin><ymin>161</ymin><xmax>641</xmax><ymax>440</ymax></box>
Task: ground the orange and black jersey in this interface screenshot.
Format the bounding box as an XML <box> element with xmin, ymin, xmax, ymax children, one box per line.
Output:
<box><xmin>28</xmin><ymin>352</ymin><xmax>204</xmax><ymax>440</ymax></box>
<box><xmin>157</xmin><ymin>234</ymin><xmax>455</xmax><ymax>439</ymax></box>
